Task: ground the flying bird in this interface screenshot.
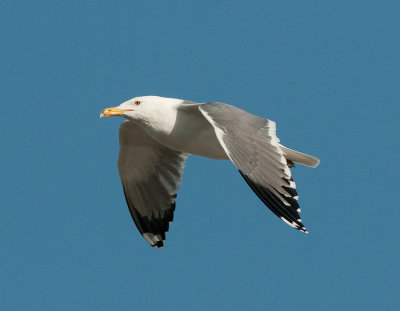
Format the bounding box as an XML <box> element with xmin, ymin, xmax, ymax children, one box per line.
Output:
<box><xmin>100</xmin><ymin>96</ymin><xmax>319</xmax><ymax>248</ymax></box>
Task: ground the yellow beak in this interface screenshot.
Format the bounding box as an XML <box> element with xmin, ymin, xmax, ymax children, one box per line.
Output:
<box><xmin>100</xmin><ymin>107</ymin><xmax>134</xmax><ymax>118</ymax></box>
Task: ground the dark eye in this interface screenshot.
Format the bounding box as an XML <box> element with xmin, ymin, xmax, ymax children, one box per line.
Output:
<box><xmin>134</xmin><ymin>101</ymin><xmax>141</xmax><ymax>106</ymax></box>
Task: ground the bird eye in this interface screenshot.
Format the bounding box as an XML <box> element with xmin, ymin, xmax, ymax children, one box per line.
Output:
<box><xmin>134</xmin><ymin>101</ymin><xmax>141</xmax><ymax>106</ymax></box>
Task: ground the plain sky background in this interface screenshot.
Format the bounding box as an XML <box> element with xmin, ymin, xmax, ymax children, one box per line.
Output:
<box><xmin>1</xmin><ymin>1</ymin><xmax>399</xmax><ymax>310</ymax></box>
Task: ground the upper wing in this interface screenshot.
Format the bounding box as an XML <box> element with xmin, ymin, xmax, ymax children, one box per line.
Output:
<box><xmin>118</xmin><ymin>121</ymin><xmax>188</xmax><ymax>248</ymax></box>
<box><xmin>199</xmin><ymin>102</ymin><xmax>308</xmax><ymax>233</ymax></box>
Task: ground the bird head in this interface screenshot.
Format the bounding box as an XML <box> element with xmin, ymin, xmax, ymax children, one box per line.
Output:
<box><xmin>100</xmin><ymin>96</ymin><xmax>182</xmax><ymax>121</ymax></box>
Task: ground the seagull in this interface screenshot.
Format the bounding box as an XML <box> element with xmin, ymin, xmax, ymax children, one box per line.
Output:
<box><xmin>100</xmin><ymin>96</ymin><xmax>319</xmax><ymax>248</ymax></box>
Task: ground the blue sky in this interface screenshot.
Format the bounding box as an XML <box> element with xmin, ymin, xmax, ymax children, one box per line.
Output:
<box><xmin>1</xmin><ymin>1</ymin><xmax>399</xmax><ymax>310</ymax></box>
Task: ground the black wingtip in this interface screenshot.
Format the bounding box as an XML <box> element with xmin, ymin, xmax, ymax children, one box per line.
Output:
<box><xmin>151</xmin><ymin>241</ymin><xmax>164</xmax><ymax>248</ymax></box>
<box><xmin>123</xmin><ymin>186</ymin><xmax>177</xmax><ymax>248</ymax></box>
<box><xmin>238</xmin><ymin>170</ymin><xmax>308</xmax><ymax>233</ymax></box>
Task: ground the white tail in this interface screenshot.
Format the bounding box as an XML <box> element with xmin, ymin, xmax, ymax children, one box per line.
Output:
<box><xmin>280</xmin><ymin>145</ymin><xmax>320</xmax><ymax>168</ymax></box>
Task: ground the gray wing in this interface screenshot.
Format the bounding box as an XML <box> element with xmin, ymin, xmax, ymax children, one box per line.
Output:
<box><xmin>199</xmin><ymin>102</ymin><xmax>308</xmax><ymax>233</ymax></box>
<box><xmin>118</xmin><ymin>121</ymin><xmax>188</xmax><ymax>248</ymax></box>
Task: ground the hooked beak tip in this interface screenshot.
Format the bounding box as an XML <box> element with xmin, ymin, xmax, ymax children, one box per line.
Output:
<box><xmin>100</xmin><ymin>109</ymin><xmax>109</xmax><ymax>118</ymax></box>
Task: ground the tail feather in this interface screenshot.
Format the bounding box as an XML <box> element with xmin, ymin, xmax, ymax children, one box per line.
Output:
<box><xmin>280</xmin><ymin>145</ymin><xmax>320</xmax><ymax>168</ymax></box>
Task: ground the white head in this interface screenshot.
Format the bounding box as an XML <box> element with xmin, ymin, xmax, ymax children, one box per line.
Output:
<box><xmin>100</xmin><ymin>96</ymin><xmax>184</xmax><ymax>121</ymax></box>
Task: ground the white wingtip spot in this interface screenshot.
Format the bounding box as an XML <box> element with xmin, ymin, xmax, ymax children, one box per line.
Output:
<box><xmin>280</xmin><ymin>217</ymin><xmax>298</xmax><ymax>228</ymax></box>
<box><xmin>143</xmin><ymin>233</ymin><xmax>164</xmax><ymax>246</ymax></box>
<box><xmin>299</xmin><ymin>227</ymin><xmax>309</xmax><ymax>234</ymax></box>
<box><xmin>297</xmin><ymin>208</ymin><xmax>301</xmax><ymax>212</ymax></box>
<box><xmin>294</xmin><ymin>196</ymin><xmax>299</xmax><ymax>200</ymax></box>
<box><xmin>143</xmin><ymin>233</ymin><xmax>154</xmax><ymax>245</ymax></box>
<box><xmin>153</xmin><ymin>234</ymin><xmax>162</xmax><ymax>242</ymax></box>
<box><xmin>283</xmin><ymin>166</ymin><xmax>291</xmax><ymax>177</ymax></box>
